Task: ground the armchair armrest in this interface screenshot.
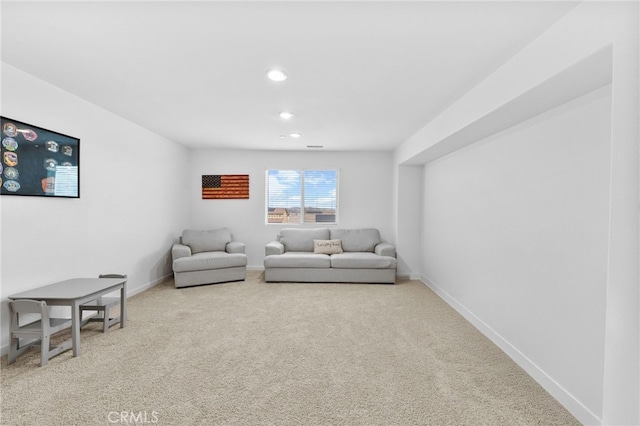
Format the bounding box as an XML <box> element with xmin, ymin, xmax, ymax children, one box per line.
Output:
<box><xmin>226</xmin><ymin>241</ymin><xmax>246</xmax><ymax>254</ymax></box>
<box><xmin>172</xmin><ymin>243</ymin><xmax>192</xmax><ymax>261</ymax></box>
<box><xmin>375</xmin><ymin>242</ymin><xmax>396</xmax><ymax>257</ymax></box>
<box><xmin>265</xmin><ymin>241</ymin><xmax>285</xmax><ymax>256</ymax></box>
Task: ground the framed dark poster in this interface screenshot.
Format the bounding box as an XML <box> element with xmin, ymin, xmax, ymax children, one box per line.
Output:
<box><xmin>1</xmin><ymin>116</ymin><xmax>80</xmax><ymax>198</ymax></box>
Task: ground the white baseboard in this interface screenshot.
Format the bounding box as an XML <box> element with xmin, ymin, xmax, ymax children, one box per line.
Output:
<box><xmin>396</xmin><ymin>274</ymin><xmax>421</xmax><ymax>281</ymax></box>
<box><xmin>127</xmin><ymin>274</ymin><xmax>173</xmax><ymax>298</ymax></box>
<box><xmin>419</xmin><ymin>274</ymin><xmax>600</xmax><ymax>426</ymax></box>
<box><xmin>247</xmin><ymin>265</ymin><xmax>265</xmax><ymax>271</ymax></box>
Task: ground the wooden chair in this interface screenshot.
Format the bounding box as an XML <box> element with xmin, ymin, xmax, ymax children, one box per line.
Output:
<box><xmin>79</xmin><ymin>274</ymin><xmax>126</xmax><ymax>333</ymax></box>
<box><xmin>9</xmin><ymin>299</ymin><xmax>73</xmax><ymax>367</ymax></box>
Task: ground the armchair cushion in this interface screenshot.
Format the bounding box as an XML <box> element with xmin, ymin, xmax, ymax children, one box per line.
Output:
<box><xmin>375</xmin><ymin>242</ymin><xmax>396</xmax><ymax>257</ymax></box>
<box><xmin>171</xmin><ymin>243</ymin><xmax>192</xmax><ymax>261</ymax></box>
<box><xmin>173</xmin><ymin>252</ymin><xmax>247</xmax><ymax>273</ymax></box>
<box><xmin>182</xmin><ymin>228</ymin><xmax>231</xmax><ymax>254</ymax></box>
<box><xmin>266</xmin><ymin>241</ymin><xmax>285</xmax><ymax>256</ymax></box>
<box><xmin>226</xmin><ymin>241</ymin><xmax>246</xmax><ymax>254</ymax></box>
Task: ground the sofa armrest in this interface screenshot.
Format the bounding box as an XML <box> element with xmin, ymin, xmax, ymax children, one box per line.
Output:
<box><xmin>172</xmin><ymin>243</ymin><xmax>192</xmax><ymax>261</ymax></box>
<box><xmin>226</xmin><ymin>241</ymin><xmax>246</xmax><ymax>254</ymax></box>
<box><xmin>375</xmin><ymin>242</ymin><xmax>396</xmax><ymax>257</ymax></box>
<box><xmin>265</xmin><ymin>241</ymin><xmax>285</xmax><ymax>256</ymax></box>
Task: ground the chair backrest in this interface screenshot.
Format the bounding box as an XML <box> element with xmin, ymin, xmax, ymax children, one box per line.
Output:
<box><xmin>99</xmin><ymin>273</ymin><xmax>127</xmax><ymax>280</ymax></box>
<box><xmin>9</xmin><ymin>299</ymin><xmax>48</xmax><ymax>330</ymax></box>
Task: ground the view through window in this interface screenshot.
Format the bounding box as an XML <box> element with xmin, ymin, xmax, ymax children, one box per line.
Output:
<box><xmin>266</xmin><ymin>170</ymin><xmax>338</xmax><ymax>224</ymax></box>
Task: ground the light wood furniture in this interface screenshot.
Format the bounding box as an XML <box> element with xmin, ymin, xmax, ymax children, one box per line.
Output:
<box><xmin>80</xmin><ymin>274</ymin><xmax>127</xmax><ymax>333</ymax></box>
<box><xmin>8</xmin><ymin>277</ymin><xmax>127</xmax><ymax>357</ymax></box>
<box><xmin>8</xmin><ymin>299</ymin><xmax>73</xmax><ymax>367</ymax></box>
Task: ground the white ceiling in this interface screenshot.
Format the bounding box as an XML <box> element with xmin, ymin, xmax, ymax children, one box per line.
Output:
<box><xmin>1</xmin><ymin>1</ymin><xmax>577</xmax><ymax>152</ymax></box>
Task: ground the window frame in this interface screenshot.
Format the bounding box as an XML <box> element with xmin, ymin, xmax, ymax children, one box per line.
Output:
<box><xmin>265</xmin><ymin>169</ymin><xmax>339</xmax><ymax>225</ymax></box>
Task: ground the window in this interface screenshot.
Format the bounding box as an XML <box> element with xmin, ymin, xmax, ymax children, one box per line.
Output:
<box><xmin>266</xmin><ymin>169</ymin><xmax>338</xmax><ymax>224</ymax></box>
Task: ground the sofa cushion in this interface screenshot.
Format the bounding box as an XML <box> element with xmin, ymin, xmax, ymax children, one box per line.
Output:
<box><xmin>264</xmin><ymin>252</ymin><xmax>331</xmax><ymax>268</ymax></box>
<box><xmin>314</xmin><ymin>239</ymin><xmax>343</xmax><ymax>254</ymax></box>
<box><xmin>182</xmin><ymin>228</ymin><xmax>231</xmax><ymax>254</ymax></box>
<box><xmin>330</xmin><ymin>252</ymin><xmax>397</xmax><ymax>269</ymax></box>
<box><xmin>279</xmin><ymin>228</ymin><xmax>330</xmax><ymax>252</ymax></box>
<box><xmin>329</xmin><ymin>228</ymin><xmax>381</xmax><ymax>252</ymax></box>
<box><xmin>173</xmin><ymin>251</ymin><xmax>247</xmax><ymax>272</ymax></box>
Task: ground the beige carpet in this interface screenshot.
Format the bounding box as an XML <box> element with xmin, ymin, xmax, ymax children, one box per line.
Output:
<box><xmin>1</xmin><ymin>271</ymin><xmax>579</xmax><ymax>425</ymax></box>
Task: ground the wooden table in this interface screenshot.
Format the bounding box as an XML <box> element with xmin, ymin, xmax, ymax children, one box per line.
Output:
<box><xmin>8</xmin><ymin>277</ymin><xmax>127</xmax><ymax>357</ymax></box>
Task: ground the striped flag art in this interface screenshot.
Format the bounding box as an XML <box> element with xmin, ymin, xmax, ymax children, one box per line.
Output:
<box><xmin>202</xmin><ymin>175</ymin><xmax>249</xmax><ymax>199</ymax></box>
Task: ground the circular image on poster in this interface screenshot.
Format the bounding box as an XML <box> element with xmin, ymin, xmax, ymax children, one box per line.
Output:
<box><xmin>20</xmin><ymin>129</ymin><xmax>38</xmax><ymax>141</ymax></box>
<box><xmin>3</xmin><ymin>152</ymin><xmax>18</xmax><ymax>167</ymax></box>
<box><xmin>4</xmin><ymin>167</ymin><xmax>18</xmax><ymax>180</ymax></box>
<box><xmin>3</xmin><ymin>180</ymin><xmax>20</xmax><ymax>192</ymax></box>
<box><xmin>41</xmin><ymin>177</ymin><xmax>54</xmax><ymax>194</ymax></box>
<box><xmin>2</xmin><ymin>122</ymin><xmax>18</xmax><ymax>137</ymax></box>
<box><xmin>44</xmin><ymin>158</ymin><xmax>57</xmax><ymax>171</ymax></box>
<box><xmin>46</xmin><ymin>140</ymin><xmax>59</xmax><ymax>152</ymax></box>
<box><xmin>2</xmin><ymin>137</ymin><xmax>18</xmax><ymax>151</ymax></box>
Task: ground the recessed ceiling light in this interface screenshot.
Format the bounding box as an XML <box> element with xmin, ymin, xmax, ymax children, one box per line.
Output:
<box><xmin>290</xmin><ymin>133</ymin><xmax>302</xmax><ymax>138</ymax></box>
<box><xmin>279</xmin><ymin>135</ymin><xmax>286</xmax><ymax>139</ymax></box>
<box><xmin>279</xmin><ymin>111</ymin><xmax>294</xmax><ymax>120</ymax></box>
<box><xmin>266</xmin><ymin>69</ymin><xmax>287</xmax><ymax>82</ymax></box>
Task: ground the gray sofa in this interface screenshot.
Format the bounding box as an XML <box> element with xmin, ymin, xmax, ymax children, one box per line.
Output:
<box><xmin>264</xmin><ymin>228</ymin><xmax>397</xmax><ymax>284</ymax></box>
<box><xmin>172</xmin><ymin>228</ymin><xmax>247</xmax><ymax>288</ymax></box>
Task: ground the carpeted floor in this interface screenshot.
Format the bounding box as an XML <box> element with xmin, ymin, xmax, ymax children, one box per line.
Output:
<box><xmin>1</xmin><ymin>271</ymin><xmax>579</xmax><ymax>425</ymax></box>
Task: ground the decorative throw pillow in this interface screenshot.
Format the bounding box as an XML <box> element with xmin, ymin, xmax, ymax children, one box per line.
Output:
<box><xmin>313</xmin><ymin>239</ymin><xmax>343</xmax><ymax>254</ymax></box>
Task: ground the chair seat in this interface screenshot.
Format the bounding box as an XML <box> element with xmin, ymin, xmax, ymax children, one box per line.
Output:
<box><xmin>15</xmin><ymin>318</ymin><xmax>72</xmax><ymax>335</ymax></box>
<box><xmin>80</xmin><ymin>297</ymin><xmax>120</xmax><ymax>310</ymax></box>
<box><xmin>80</xmin><ymin>297</ymin><xmax>121</xmax><ymax>333</ymax></box>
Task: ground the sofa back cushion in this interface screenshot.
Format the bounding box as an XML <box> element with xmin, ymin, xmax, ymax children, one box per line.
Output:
<box><xmin>279</xmin><ymin>228</ymin><xmax>330</xmax><ymax>252</ymax></box>
<box><xmin>330</xmin><ymin>228</ymin><xmax>381</xmax><ymax>252</ymax></box>
<box><xmin>182</xmin><ymin>228</ymin><xmax>231</xmax><ymax>253</ymax></box>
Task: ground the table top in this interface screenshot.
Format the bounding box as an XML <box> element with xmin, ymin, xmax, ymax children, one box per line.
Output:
<box><xmin>8</xmin><ymin>277</ymin><xmax>126</xmax><ymax>300</ymax></box>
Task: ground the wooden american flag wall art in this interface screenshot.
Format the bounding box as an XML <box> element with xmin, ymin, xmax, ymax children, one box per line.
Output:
<box><xmin>202</xmin><ymin>175</ymin><xmax>249</xmax><ymax>199</ymax></box>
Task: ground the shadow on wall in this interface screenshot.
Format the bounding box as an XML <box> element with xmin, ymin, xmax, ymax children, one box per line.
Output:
<box><xmin>138</xmin><ymin>235</ymin><xmax>180</xmax><ymax>294</ymax></box>
<box><xmin>396</xmin><ymin>254</ymin><xmax>415</xmax><ymax>279</ymax></box>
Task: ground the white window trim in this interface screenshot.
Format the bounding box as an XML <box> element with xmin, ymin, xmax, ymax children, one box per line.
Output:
<box><xmin>265</xmin><ymin>169</ymin><xmax>339</xmax><ymax>225</ymax></box>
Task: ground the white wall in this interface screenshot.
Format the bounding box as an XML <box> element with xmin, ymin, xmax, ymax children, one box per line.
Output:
<box><xmin>394</xmin><ymin>165</ymin><xmax>422</xmax><ymax>278</ymax></box>
<box><xmin>0</xmin><ymin>64</ymin><xmax>191</xmax><ymax>351</ymax></box>
<box><xmin>422</xmin><ymin>87</ymin><xmax>611</xmax><ymax>421</ymax></box>
<box><xmin>187</xmin><ymin>149</ymin><xmax>394</xmax><ymax>268</ymax></box>
<box><xmin>394</xmin><ymin>2</ymin><xmax>639</xmax><ymax>424</ymax></box>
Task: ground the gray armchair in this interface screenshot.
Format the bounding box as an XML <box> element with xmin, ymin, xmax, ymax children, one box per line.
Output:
<box><xmin>172</xmin><ymin>228</ymin><xmax>247</xmax><ymax>288</ymax></box>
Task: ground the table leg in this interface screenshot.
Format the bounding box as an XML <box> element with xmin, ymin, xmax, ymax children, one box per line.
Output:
<box><xmin>120</xmin><ymin>282</ymin><xmax>127</xmax><ymax>328</ymax></box>
<box><xmin>71</xmin><ymin>301</ymin><xmax>81</xmax><ymax>356</ymax></box>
